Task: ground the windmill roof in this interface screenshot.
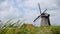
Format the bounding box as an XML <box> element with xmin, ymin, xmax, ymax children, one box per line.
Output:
<box><xmin>41</xmin><ymin>13</ymin><xmax>50</xmax><ymax>16</ymax></box>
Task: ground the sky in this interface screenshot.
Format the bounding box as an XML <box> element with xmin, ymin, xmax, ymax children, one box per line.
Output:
<box><xmin>0</xmin><ymin>0</ymin><xmax>60</xmax><ymax>26</ymax></box>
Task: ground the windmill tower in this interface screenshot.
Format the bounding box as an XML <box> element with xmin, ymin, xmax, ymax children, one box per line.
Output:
<box><xmin>33</xmin><ymin>3</ymin><xmax>51</xmax><ymax>26</ymax></box>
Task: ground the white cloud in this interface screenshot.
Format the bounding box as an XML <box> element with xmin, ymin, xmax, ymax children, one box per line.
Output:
<box><xmin>0</xmin><ymin>0</ymin><xmax>23</xmax><ymax>20</ymax></box>
<box><xmin>0</xmin><ymin>0</ymin><xmax>60</xmax><ymax>26</ymax></box>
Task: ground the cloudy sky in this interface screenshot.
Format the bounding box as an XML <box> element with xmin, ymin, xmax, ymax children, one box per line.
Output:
<box><xmin>0</xmin><ymin>0</ymin><xmax>60</xmax><ymax>26</ymax></box>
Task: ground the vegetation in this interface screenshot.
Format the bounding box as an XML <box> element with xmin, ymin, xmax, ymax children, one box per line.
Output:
<box><xmin>0</xmin><ymin>19</ymin><xmax>60</xmax><ymax>34</ymax></box>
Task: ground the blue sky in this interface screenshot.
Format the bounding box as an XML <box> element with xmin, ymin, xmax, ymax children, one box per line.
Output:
<box><xmin>0</xmin><ymin>0</ymin><xmax>60</xmax><ymax>26</ymax></box>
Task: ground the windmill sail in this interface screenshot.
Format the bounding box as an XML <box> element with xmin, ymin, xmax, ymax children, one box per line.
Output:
<box><xmin>38</xmin><ymin>3</ymin><xmax>41</xmax><ymax>14</ymax></box>
<box><xmin>43</xmin><ymin>9</ymin><xmax>47</xmax><ymax>13</ymax></box>
<box><xmin>33</xmin><ymin>3</ymin><xmax>41</xmax><ymax>22</ymax></box>
<box><xmin>33</xmin><ymin>15</ymin><xmax>40</xmax><ymax>22</ymax></box>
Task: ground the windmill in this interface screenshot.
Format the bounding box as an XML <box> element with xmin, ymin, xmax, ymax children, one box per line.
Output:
<box><xmin>33</xmin><ymin>3</ymin><xmax>51</xmax><ymax>26</ymax></box>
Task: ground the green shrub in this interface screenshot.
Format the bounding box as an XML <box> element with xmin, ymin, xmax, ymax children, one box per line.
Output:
<box><xmin>0</xmin><ymin>19</ymin><xmax>60</xmax><ymax>34</ymax></box>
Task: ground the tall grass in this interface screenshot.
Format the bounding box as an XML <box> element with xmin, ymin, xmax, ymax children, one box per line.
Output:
<box><xmin>1</xmin><ymin>19</ymin><xmax>22</xmax><ymax>29</ymax></box>
<box><xmin>0</xmin><ymin>19</ymin><xmax>60</xmax><ymax>34</ymax></box>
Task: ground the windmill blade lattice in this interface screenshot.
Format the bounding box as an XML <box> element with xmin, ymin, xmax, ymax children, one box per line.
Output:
<box><xmin>38</xmin><ymin>3</ymin><xmax>41</xmax><ymax>14</ymax></box>
<box><xmin>43</xmin><ymin>9</ymin><xmax>47</xmax><ymax>13</ymax></box>
<box><xmin>33</xmin><ymin>15</ymin><xmax>41</xmax><ymax>22</ymax></box>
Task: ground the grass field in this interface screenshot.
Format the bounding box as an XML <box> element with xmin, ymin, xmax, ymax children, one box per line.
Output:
<box><xmin>0</xmin><ymin>19</ymin><xmax>60</xmax><ymax>34</ymax></box>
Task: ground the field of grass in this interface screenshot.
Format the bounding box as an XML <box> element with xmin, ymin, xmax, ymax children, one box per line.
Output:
<box><xmin>0</xmin><ymin>19</ymin><xmax>60</xmax><ymax>34</ymax></box>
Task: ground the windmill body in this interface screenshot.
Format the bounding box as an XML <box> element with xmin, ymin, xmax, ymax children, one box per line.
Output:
<box><xmin>41</xmin><ymin>13</ymin><xmax>51</xmax><ymax>26</ymax></box>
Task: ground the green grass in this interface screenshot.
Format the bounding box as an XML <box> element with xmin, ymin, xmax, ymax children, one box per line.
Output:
<box><xmin>0</xmin><ymin>19</ymin><xmax>60</xmax><ymax>34</ymax></box>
